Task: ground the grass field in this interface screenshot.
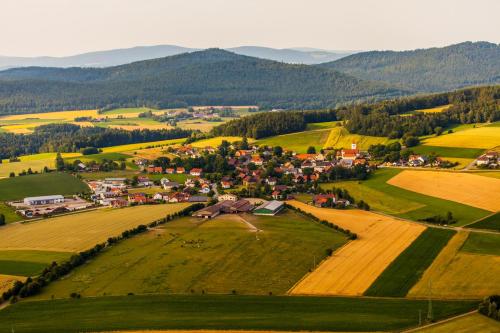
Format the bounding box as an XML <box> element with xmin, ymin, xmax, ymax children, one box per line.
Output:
<box><xmin>287</xmin><ymin>200</ymin><xmax>425</xmax><ymax>296</ymax></box>
<box><xmin>305</xmin><ymin>121</ymin><xmax>341</xmax><ymax>130</ymax></box>
<box><xmin>461</xmin><ymin>232</ymin><xmax>500</xmax><ymax>256</ymax></box>
<box><xmin>323</xmin><ymin>127</ymin><xmax>393</xmax><ymax>150</ymax></box>
<box><xmin>0</xmin><ymin>172</ymin><xmax>88</xmax><ymax>201</ymax></box>
<box><xmin>467</xmin><ymin>212</ymin><xmax>500</xmax><ymax>231</ymax></box>
<box><xmin>387</xmin><ymin>170</ymin><xmax>500</xmax><ymax>212</ymax></box>
<box><xmin>410</xmin><ymin>145</ymin><xmax>484</xmax><ymax>159</ymax></box>
<box><xmin>32</xmin><ymin>211</ymin><xmax>347</xmax><ymax>298</ymax></box>
<box><xmin>100</xmin><ymin>138</ymin><xmax>186</xmax><ymax>153</ymax></box>
<box><xmin>66</xmin><ymin>152</ymin><xmax>130</xmax><ymax>163</ymax></box>
<box><xmin>0</xmin><ymin>152</ymin><xmax>81</xmax><ymax>178</ymax></box>
<box><xmin>413</xmin><ymin>104</ymin><xmax>452</xmax><ymax>114</ymax></box>
<box><xmin>256</xmin><ymin>130</ymin><xmax>330</xmax><ymax>153</ymax></box>
<box><xmin>0</xmin><ymin>250</ymin><xmax>71</xmax><ymax>276</ymax></box>
<box><xmin>0</xmin><ymin>202</ymin><xmax>22</xmax><ymax>224</ymax></box>
<box><xmin>0</xmin><ymin>295</ymin><xmax>476</xmax><ymax>333</ymax></box>
<box><xmin>0</xmin><ymin>203</ymin><xmax>191</xmax><ymax>252</ymax></box>
<box><xmin>409</xmin><ymin>231</ymin><xmax>500</xmax><ymax>299</ymax></box>
<box><xmin>320</xmin><ymin>169</ymin><xmax>490</xmax><ymax>225</ymax></box>
<box><xmin>364</xmin><ymin>228</ymin><xmax>455</xmax><ymax>297</ymax></box>
<box><xmin>415</xmin><ymin>312</ymin><xmax>500</xmax><ymax>332</ymax></box>
<box><xmin>422</xmin><ymin>126</ymin><xmax>500</xmax><ymax>149</ymax></box>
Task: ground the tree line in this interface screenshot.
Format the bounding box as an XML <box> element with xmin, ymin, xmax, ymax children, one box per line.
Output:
<box><xmin>0</xmin><ymin>123</ymin><xmax>191</xmax><ymax>159</ymax></box>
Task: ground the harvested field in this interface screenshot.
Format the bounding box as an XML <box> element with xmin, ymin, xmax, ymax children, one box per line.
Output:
<box><xmin>287</xmin><ymin>200</ymin><xmax>425</xmax><ymax>296</ymax></box>
<box><xmin>408</xmin><ymin>231</ymin><xmax>500</xmax><ymax>299</ymax></box>
<box><xmin>422</xmin><ymin>126</ymin><xmax>500</xmax><ymax>149</ymax></box>
<box><xmin>387</xmin><ymin>170</ymin><xmax>500</xmax><ymax>212</ymax></box>
<box><xmin>0</xmin><ymin>204</ymin><xmax>191</xmax><ymax>252</ymax></box>
<box><xmin>191</xmin><ymin>136</ymin><xmax>249</xmax><ymax>148</ymax></box>
<box><xmin>323</xmin><ymin>127</ymin><xmax>393</xmax><ymax>150</ymax></box>
<box><xmin>415</xmin><ymin>312</ymin><xmax>500</xmax><ymax>333</ymax></box>
<box><xmin>0</xmin><ymin>274</ymin><xmax>24</xmax><ymax>294</ymax></box>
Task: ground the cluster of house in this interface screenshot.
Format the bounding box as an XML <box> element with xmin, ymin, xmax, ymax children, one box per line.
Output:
<box><xmin>384</xmin><ymin>154</ymin><xmax>445</xmax><ymax>167</ymax></box>
<box><xmin>87</xmin><ymin>176</ymin><xmax>210</xmax><ymax>208</ymax></box>
<box><xmin>9</xmin><ymin>195</ymin><xmax>92</xmax><ymax>218</ymax></box>
<box><xmin>476</xmin><ymin>151</ymin><xmax>499</xmax><ymax>168</ymax></box>
<box><xmin>311</xmin><ymin>193</ymin><xmax>350</xmax><ymax>208</ymax></box>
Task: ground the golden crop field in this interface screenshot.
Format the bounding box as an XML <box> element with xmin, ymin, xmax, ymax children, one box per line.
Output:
<box><xmin>0</xmin><ymin>110</ymin><xmax>99</xmax><ymax>121</ymax></box>
<box><xmin>190</xmin><ymin>136</ymin><xmax>250</xmax><ymax>148</ymax></box>
<box><xmin>287</xmin><ymin>200</ymin><xmax>425</xmax><ymax>296</ymax></box>
<box><xmin>409</xmin><ymin>231</ymin><xmax>500</xmax><ymax>299</ymax></box>
<box><xmin>0</xmin><ymin>274</ymin><xmax>24</xmax><ymax>294</ymax></box>
<box><xmin>414</xmin><ymin>104</ymin><xmax>452</xmax><ymax>113</ymax></box>
<box><xmin>323</xmin><ymin>127</ymin><xmax>393</xmax><ymax>150</ymax></box>
<box><xmin>387</xmin><ymin>171</ymin><xmax>500</xmax><ymax>212</ymax></box>
<box><xmin>0</xmin><ymin>152</ymin><xmax>81</xmax><ymax>178</ymax></box>
<box><xmin>422</xmin><ymin>126</ymin><xmax>500</xmax><ymax>149</ymax></box>
<box><xmin>415</xmin><ymin>312</ymin><xmax>500</xmax><ymax>333</ymax></box>
<box><xmin>0</xmin><ymin>204</ymin><xmax>191</xmax><ymax>252</ymax></box>
<box><xmin>100</xmin><ymin>138</ymin><xmax>185</xmax><ymax>153</ymax></box>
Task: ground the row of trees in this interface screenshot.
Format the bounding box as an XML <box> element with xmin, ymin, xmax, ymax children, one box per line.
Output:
<box><xmin>0</xmin><ymin>123</ymin><xmax>191</xmax><ymax>159</ymax></box>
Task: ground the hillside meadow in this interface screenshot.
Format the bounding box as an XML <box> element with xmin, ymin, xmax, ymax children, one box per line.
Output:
<box><xmin>0</xmin><ymin>250</ymin><xmax>71</xmax><ymax>277</ymax></box>
<box><xmin>0</xmin><ymin>152</ymin><xmax>80</xmax><ymax>178</ymax></box>
<box><xmin>0</xmin><ymin>295</ymin><xmax>476</xmax><ymax>333</ymax></box>
<box><xmin>32</xmin><ymin>211</ymin><xmax>347</xmax><ymax>298</ymax></box>
<box><xmin>415</xmin><ymin>312</ymin><xmax>500</xmax><ymax>333</ymax></box>
<box><xmin>422</xmin><ymin>125</ymin><xmax>500</xmax><ymax>149</ymax></box>
<box><xmin>0</xmin><ymin>203</ymin><xmax>191</xmax><ymax>252</ymax></box>
<box><xmin>0</xmin><ymin>172</ymin><xmax>88</xmax><ymax>201</ymax></box>
<box><xmin>256</xmin><ymin>129</ymin><xmax>330</xmax><ymax>153</ymax></box>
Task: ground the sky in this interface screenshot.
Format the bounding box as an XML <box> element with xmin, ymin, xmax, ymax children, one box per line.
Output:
<box><xmin>1</xmin><ymin>0</ymin><xmax>499</xmax><ymax>57</ymax></box>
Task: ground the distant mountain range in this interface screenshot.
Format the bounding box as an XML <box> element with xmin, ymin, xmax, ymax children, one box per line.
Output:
<box><xmin>0</xmin><ymin>42</ymin><xmax>498</xmax><ymax>115</ymax></box>
<box><xmin>320</xmin><ymin>41</ymin><xmax>500</xmax><ymax>92</ymax></box>
<box><xmin>0</xmin><ymin>49</ymin><xmax>402</xmax><ymax>114</ymax></box>
<box><xmin>0</xmin><ymin>45</ymin><xmax>353</xmax><ymax>70</ymax></box>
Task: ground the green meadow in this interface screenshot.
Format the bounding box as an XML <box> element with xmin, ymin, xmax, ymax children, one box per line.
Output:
<box><xmin>256</xmin><ymin>129</ymin><xmax>330</xmax><ymax>153</ymax></box>
<box><xmin>0</xmin><ymin>295</ymin><xmax>476</xmax><ymax>333</ymax></box>
<box><xmin>467</xmin><ymin>212</ymin><xmax>500</xmax><ymax>231</ymax></box>
<box><xmin>32</xmin><ymin>210</ymin><xmax>347</xmax><ymax>299</ymax></box>
<box><xmin>410</xmin><ymin>145</ymin><xmax>484</xmax><ymax>158</ymax></box>
<box><xmin>0</xmin><ymin>250</ymin><xmax>71</xmax><ymax>276</ymax></box>
<box><xmin>460</xmin><ymin>232</ymin><xmax>500</xmax><ymax>256</ymax></box>
<box><xmin>0</xmin><ymin>173</ymin><xmax>88</xmax><ymax>201</ymax></box>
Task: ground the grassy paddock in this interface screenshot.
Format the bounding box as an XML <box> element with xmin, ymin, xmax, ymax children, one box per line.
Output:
<box><xmin>410</xmin><ymin>145</ymin><xmax>484</xmax><ymax>159</ymax></box>
<box><xmin>0</xmin><ymin>295</ymin><xmax>476</xmax><ymax>333</ymax></box>
<box><xmin>460</xmin><ymin>233</ymin><xmax>500</xmax><ymax>256</ymax></box>
<box><xmin>364</xmin><ymin>228</ymin><xmax>456</xmax><ymax>297</ymax></box>
<box><xmin>0</xmin><ymin>250</ymin><xmax>71</xmax><ymax>276</ymax></box>
<box><xmin>0</xmin><ymin>202</ymin><xmax>22</xmax><ymax>224</ymax></box>
<box><xmin>32</xmin><ymin>211</ymin><xmax>347</xmax><ymax>298</ymax></box>
<box><xmin>256</xmin><ymin>130</ymin><xmax>330</xmax><ymax>153</ymax></box>
<box><xmin>0</xmin><ymin>173</ymin><xmax>88</xmax><ymax>201</ymax></box>
<box><xmin>467</xmin><ymin>212</ymin><xmax>500</xmax><ymax>231</ymax></box>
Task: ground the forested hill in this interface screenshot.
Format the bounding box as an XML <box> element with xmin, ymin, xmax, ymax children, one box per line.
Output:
<box><xmin>320</xmin><ymin>42</ymin><xmax>500</xmax><ymax>92</ymax></box>
<box><xmin>0</xmin><ymin>49</ymin><xmax>403</xmax><ymax>115</ymax></box>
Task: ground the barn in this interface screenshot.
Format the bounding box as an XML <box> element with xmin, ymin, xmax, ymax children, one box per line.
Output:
<box><xmin>253</xmin><ymin>200</ymin><xmax>284</xmax><ymax>216</ymax></box>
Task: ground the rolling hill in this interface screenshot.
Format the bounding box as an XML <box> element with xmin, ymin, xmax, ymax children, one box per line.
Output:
<box><xmin>0</xmin><ymin>45</ymin><xmax>351</xmax><ymax>70</ymax></box>
<box><xmin>0</xmin><ymin>49</ymin><xmax>403</xmax><ymax>114</ymax></box>
<box><xmin>320</xmin><ymin>41</ymin><xmax>500</xmax><ymax>92</ymax></box>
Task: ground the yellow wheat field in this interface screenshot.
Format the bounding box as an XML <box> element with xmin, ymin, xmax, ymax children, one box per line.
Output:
<box><xmin>287</xmin><ymin>200</ymin><xmax>425</xmax><ymax>296</ymax></box>
<box><xmin>0</xmin><ymin>204</ymin><xmax>191</xmax><ymax>252</ymax></box>
<box><xmin>423</xmin><ymin>126</ymin><xmax>500</xmax><ymax>149</ymax></box>
<box><xmin>414</xmin><ymin>104</ymin><xmax>452</xmax><ymax>114</ymax></box>
<box><xmin>387</xmin><ymin>170</ymin><xmax>500</xmax><ymax>212</ymax></box>
<box><xmin>190</xmin><ymin>136</ymin><xmax>251</xmax><ymax>148</ymax></box>
<box><xmin>0</xmin><ymin>110</ymin><xmax>99</xmax><ymax>121</ymax></box>
<box><xmin>415</xmin><ymin>312</ymin><xmax>500</xmax><ymax>333</ymax></box>
<box><xmin>0</xmin><ymin>274</ymin><xmax>25</xmax><ymax>294</ymax></box>
<box><xmin>409</xmin><ymin>231</ymin><xmax>500</xmax><ymax>299</ymax></box>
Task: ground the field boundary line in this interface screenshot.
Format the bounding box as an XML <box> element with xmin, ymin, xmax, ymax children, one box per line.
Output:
<box><xmin>400</xmin><ymin>310</ymin><xmax>478</xmax><ymax>332</ymax></box>
<box><xmin>461</xmin><ymin>211</ymin><xmax>498</xmax><ymax>228</ymax></box>
<box><xmin>286</xmin><ymin>239</ymin><xmax>354</xmax><ymax>295</ymax></box>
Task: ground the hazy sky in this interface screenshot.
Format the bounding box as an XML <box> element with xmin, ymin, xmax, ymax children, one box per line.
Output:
<box><xmin>1</xmin><ymin>0</ymin><xmax>499</xmax><ymax>56</ymax></box>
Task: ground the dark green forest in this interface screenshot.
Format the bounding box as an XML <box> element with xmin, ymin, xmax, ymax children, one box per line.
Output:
<box><xmin>0</xmin><ymin>49</ymin><xmax>402</xmax><ymax>115</ymax></box>
<box><xmin>211</xmin><ymin>86</ymin><xmax>499</xmax><ymax>139</ymax></box>
<box><xmin>0</xmin><ymin>124</ymin><xmax>191</xmax><ymax>159</ymax></box>
<box><xmin>321</xmin><ymin>42</ymin><xmax>500</xmax><ymax>92</ymax></box>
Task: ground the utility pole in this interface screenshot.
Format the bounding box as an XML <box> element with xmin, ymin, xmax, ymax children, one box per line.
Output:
<box><xmin>427</xmin><ymin>279</ymin><xmax>433</xmax><ymax>323</ymax></box>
